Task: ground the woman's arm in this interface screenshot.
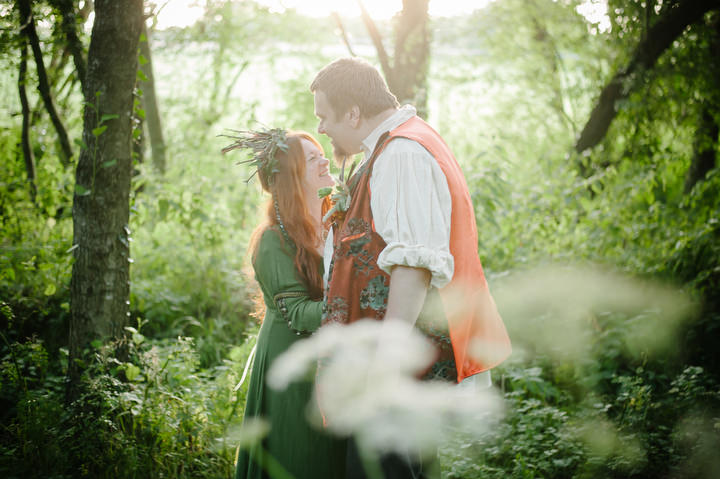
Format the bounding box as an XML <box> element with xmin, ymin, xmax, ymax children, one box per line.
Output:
<box><xmin>253</xmin><ymin>228</ymin><xmax>323</xmax><ymax>335</ymax></box>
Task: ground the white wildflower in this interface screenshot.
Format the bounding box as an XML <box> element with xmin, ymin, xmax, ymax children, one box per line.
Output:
<box><xmin>267</xmin><ymin>319</ymin><xmax>503</xmax><ymax>456</ymax></box>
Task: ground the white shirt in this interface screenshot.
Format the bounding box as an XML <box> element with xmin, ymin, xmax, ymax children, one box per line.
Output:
<box><xmin>323</xmin><ymin>105</ymin><xmax>454</xmax><ymax>288</ymax></box>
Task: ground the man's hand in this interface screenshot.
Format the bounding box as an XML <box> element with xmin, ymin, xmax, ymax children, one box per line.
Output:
<box><xmin>385</xmin><ymin>265</ymin><xmax>431</xmax><ymax>326</ymax></box>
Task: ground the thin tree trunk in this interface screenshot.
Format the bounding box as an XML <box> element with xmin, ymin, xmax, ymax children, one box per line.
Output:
<box><xmin>332</xmin><ymin>11</ymin><xmax>356</xmax><ymax>57</ymax></box>
<box><xmin>356</xmin><ymin>0</ymin><xmax>430</xmax><ymax>117</ymax></box>
<box><xmin>357</xmin><ymin>0</ymin><xmax>392</xmax><ymax>82</ymax></box>
<box><xmin>18</xmin><ymin>36</ymin><xmax>37</xmax><ymax>203</ymax></box>
<box><xmin>138</xmin><ymin>22</ymin><xmax>166</xmax><ymax>174</ymax></box>
<box><xmin>684</xmin><ymin>108</ymin><xmax>719</xmax><ymax>193</ymax></box>
<box><xmin>525</xmin><ymin>0</ymin><xmax>576</xmax><ymax>134</ymax></box>
<box><xmin>68</xmin><ymin>0</ymin><xmax>144</xmax><ymax>401</ymax></box>
<box><xmin>684</xmin><ymin>13</ymin><xmax>720</xmax><ymax>192</ymax></box>
<box><xmin>16</xmin><ymin>0</ymin><xmax>74</xmax><ymax>166</ymax></box>
<box><xmin>575</xmin><ymin>0</ymin><xmax>720</xmax><ymax>157</ymax></box>
<box><xmin>392</xmin><ymin>0</ymin><xmax>430</xmax><ymax>117</ymax></box>
<box><xmin>50</xmin><ymin>0</ymin><xmax>88</xmax><ymax>93</ymax></box>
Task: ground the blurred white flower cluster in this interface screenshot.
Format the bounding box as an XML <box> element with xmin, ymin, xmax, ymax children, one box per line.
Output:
<box><xmin>267</xmin><ymin>319</ymin><xmax>503</xmax><ymax>456</ymax></box>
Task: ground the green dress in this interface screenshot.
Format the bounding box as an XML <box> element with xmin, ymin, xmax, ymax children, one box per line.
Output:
<box><xmin>235</xmin><ymin>227</ymin><xmax>346</xmax><ymax>479</ymax></box>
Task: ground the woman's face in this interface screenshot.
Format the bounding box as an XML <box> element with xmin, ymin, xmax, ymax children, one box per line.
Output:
<box><xmin>301</xmin><ymin>138</ymin><xmax>334</xmax><ymax>198</ymax></box>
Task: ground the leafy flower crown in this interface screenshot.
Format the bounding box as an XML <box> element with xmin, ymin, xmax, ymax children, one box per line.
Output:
<box><xmin>220</xmin><ymin>127</ymin><xmax>289</xmax><ymax>185</ymax></box>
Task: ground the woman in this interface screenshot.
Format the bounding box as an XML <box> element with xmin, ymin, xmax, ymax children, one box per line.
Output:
<box><xmin>223</xmin><ymin>129</ymin><xmax>345</xmax><ymax>479</ymax></box>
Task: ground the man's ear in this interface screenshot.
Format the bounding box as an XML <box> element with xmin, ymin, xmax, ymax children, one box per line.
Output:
<box><xmin>347</xmin><ymin>105</ymin><xmax>360</xmax><ymax>128</ymax></box>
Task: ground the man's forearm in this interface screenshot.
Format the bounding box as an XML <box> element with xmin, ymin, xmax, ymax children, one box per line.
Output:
<box><xmin>384</xmin><ymin>265</ymin><xmax>431</xmax><ymax>325</ymax></box>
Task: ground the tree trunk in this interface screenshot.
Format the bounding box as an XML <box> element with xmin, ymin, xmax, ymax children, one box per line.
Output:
<box><xmin>684</xmin><ymin>13</ymin><xmax>720</xmax><ymax>192</ymax></box>
<box><xmin>357</xmin><ymin>0</ymin><xmax>430</xmax><ymax>118</ymax></box>
<box><xmin>67</xmin><ymin>0</ymin><xmax>144</xmax><ymax>399</ymax></box>
<box><xmin>49</xmin><ymin>0</ymin><xmax>88</xmax><ymax>94</ymax></box>
<box><xmin>18</xmin><ymin>36</ymin><xmax>37</xmax><ymax>203</ymax></box>
<box><xmin>574</xmin><ymin>0</ymin><xmax>720</xmax><ymax>156</ymax></box>
<box><xmin>332</xmin><ymin>11</ymin><xmax>357</xmax><ymax>57</ymax></box>
<box><xmin>525</xmin><ymin>0</ymin><xmax>576</xmax><ymax>134</ymax></box>
<box><xmin>138</xmin><ymin>22</ymin><xmax>167</xmax><ymax>174</ymax></box>
<box><xmin>392</xmin><ymin>0</ymin><xmax>430</xmax><ymax>117</ymax></box>
<box><xmin>684</xmin><ymin>108</ymin><xmax>719</xmax><ymax>193</ymax></box>
<box><xmin>358</xmin><ymin>0</ymin><xmax>393</xmax><ymax>80</ymax></box>
<box><xmin>16</xmin><ymin>0</ymin><xmax>74</xmax><ymax>166</ymax></box>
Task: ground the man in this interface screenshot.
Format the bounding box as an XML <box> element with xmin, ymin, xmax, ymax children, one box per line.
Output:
<box><xmin>311</xmin><ymin>57</ymin><xmax>511</xmax><ymax>478</ymax></box>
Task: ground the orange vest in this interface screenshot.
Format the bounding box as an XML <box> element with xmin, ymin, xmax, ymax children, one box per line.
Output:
<box><xmin>324</xmin><ymin>116</ymin><xmax>511</xmax><ymax>381</ymax></box>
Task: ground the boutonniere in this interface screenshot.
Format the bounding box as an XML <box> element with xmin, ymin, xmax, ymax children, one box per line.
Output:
<box><xmin>318</xmin><ymin>157</ymin><xmax>357</xmax><ymax>224</ymax></box>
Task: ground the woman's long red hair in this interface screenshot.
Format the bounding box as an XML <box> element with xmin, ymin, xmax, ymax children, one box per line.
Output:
<box><xmin>249</xmin><ymin>132</ymin><xmax>330</xmax><ymax>299</ymax></box>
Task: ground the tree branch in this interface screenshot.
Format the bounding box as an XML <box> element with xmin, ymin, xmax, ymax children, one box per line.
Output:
<box><xmin>685</xmin><ymin>13</ymin><xmax>720</xmax><ymax>193</ymax></box>
<box><xmin>684</xmin><ymin>107</ymin><xmax>720</xmax><ymax>193</ymax></box>
<box><xmin>575</xmin><ymin>0</ymin><xmax>720</xmax><ymax>154</ymax></box>
<box><xmin>526</xmin><ymin>0</ymin><xmax>576</xmax><ymax>134</ymax></box>
<box><xmin>331</xmin><ymin>11</ymin><xmax>356</xmax><ymax>57</ymax></box>
<box><xmin>18</xmin><ymin>35</ymin><xmax>37</xmax><ymax>203</ymax></box>
<box><xmin>49</xmin><ymin>0</ymin><xmax>88</xmax><ymax>94</ymax></box>
<box><xmin>138</xmin><ymin>21</ymin><xmax>167</xmax><ymax>174</ymax></box>
<box><xmin>16</xmin><ymin>0</ymin><xmax>74</xmax><ymax>166</ymax></box>
<box><xmin>357</xmin><ymin>0</ymin><xmax>393</xmax><ymax>82</ymax></box>
<box><xmin>391</xmin><ymin>0</ymin><xmax>430</xmax><ymax>115</ymax></box>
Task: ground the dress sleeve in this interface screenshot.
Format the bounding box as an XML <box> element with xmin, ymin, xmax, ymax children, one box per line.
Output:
<box><xmin>253</xmin><ymin>228</ymin><xmax>323</xmax><ymax>335</ymax></box>
<box><xmin>370</xmin><ymin>138</ymin><xmax>454</xmax><ymax>289</ymax></box>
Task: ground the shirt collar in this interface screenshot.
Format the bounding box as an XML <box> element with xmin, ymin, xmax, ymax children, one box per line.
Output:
<box><xmin>361</xmin><ymin>105</ymin><xmax>417</xmax><ymax>158</ymax></box>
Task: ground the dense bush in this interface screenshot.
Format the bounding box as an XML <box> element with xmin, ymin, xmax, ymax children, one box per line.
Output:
<box><xmin>0</xmin><ymin>320</ymin><xmax>257</xmax><ymax>478</ymax></box>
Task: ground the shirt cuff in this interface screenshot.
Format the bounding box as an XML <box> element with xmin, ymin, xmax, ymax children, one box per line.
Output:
<box><xmin>377</xmin><ymin>242</ymin><xmax>454</xmax><ymax>289</ymax></box>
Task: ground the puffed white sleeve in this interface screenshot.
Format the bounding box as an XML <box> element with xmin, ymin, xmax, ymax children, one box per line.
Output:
<box><xmin>370</xmin><ymin>138</ymin><xmax>454</xmax><ymax>289</ymax></box>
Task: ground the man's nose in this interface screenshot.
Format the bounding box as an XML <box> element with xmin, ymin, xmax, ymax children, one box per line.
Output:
<box><xmin>318</xmin><ymin>123</ymin><xmax>326</xmax><ymax>135</ymax></box>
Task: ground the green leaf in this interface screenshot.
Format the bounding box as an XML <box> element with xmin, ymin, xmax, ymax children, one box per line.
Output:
<box><xmin>75</xmin><ymin>184</ymin><xmax>91</xmax><ymax>196</ymax></box>
<box><xmin>102</xmin><ymin>159</ymin><xmax>118</xmax><ymax>169</ymax></box>
<box><xmin>1</xmin><ymin>268</ymin><xmax>15</xmax><ymax>282</ymax></box>
<box><xmin>158</xmin><ymin>198</ymin><xmax>169</xmax><ymax>220</ymax></box>
<box><xmin>138</xmin><ymin>53</ymin><xmax>148</xmax><ymax>66</ymax></box>
<box><xmin>132</xmin><ymin>332</ymin><xmax>144</xmax><ymax>345</ymax></box>
<box><xmin>318</xmin><ymin>187</ymin><xmax>333</xmax><ymax>198</ymax></box>
<box><xmin>124</xmin><ymin>363</ymin><xmax>141</xmax><ymax>381</ymax></box>
<box><xmin>136</xmin><ymin>108</ymin><xmax>146</xmax><ymax>120</ymax></box>
<box><xmin>136</xmin><ymin>69</ymin><xmax>148</xmax><ymax>82</ymax></box>
<box><xmin>74</xmin><ymin>138</ymin><xmax>87</xmax><ymax>150</ymax></box>
<box><xmin>100</xmin><ymin>114</ymin><xmax>119</xmax><ymax>123</ymax></box>
<box><xmin>92</xmin><ymin>125</ymin><xmax>108</xmax><ymax>137</ymax></box>
<box><xmin>191</xmin><ymin>208</ymin><xmax>209</xmax><ymax>222</ymax></box>
<box><xmin>44</xmin><ymin>284</ymin><xmax>56</xmax><ymax>296</ymax></box>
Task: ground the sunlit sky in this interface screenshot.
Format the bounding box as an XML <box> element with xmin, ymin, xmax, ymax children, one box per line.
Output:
<box><xmin>155</xmin><ymin>0</ymin><xmax>490</xmax><ymax>29</ymax></box>
<box><xmin>156</xmin><ymin>0</ymin><xmax>610</xmax><ymax>31</ymax></box>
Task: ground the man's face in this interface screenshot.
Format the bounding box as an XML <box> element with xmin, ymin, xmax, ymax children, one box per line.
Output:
<box><xmin>314</xmin><ymin>90</ymin><xmax>358</xmax><ymax>162</ymax></box>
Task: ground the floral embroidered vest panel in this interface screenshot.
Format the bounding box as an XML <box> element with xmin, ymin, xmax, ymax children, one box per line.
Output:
<box><xmin>323</xmin><ymin>116</ymin><xmax>512</xmax><ymax>382</ymax></box>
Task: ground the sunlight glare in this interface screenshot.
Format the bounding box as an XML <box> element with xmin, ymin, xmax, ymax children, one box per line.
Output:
<box><xmin>154</xmin><ymin>0</ymin><xmax>492</xmax><ymax>29</ymax></box>
<box><xmin>260</xmin><ymin>0</ymin><xmax>492</xmax><ymax>19</ymax></box>
<box><xmin>155</xmin><ymin>0</ymin><xmax>205</xmax><ymax>29</ymax></box>
<box><xmin>576</xmin><ymin>0</ymin><xmax>611</xmax><ymax>33</ymax></box>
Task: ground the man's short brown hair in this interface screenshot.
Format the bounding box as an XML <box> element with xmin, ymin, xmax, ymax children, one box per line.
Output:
<box><xmin>310</xmin><ymin>57</ymin><xmax>399</xmax><ymax>119</ymax></box>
